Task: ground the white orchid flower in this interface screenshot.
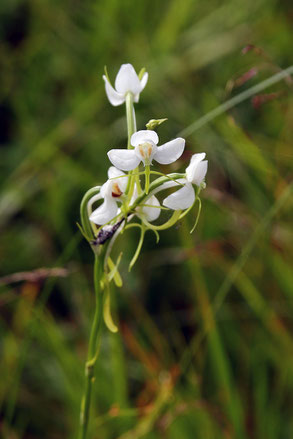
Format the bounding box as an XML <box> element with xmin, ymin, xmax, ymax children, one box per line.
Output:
<box><xmin>163</xmin><ymin>153</ymin><xmax>208</xmax><ymax>210</ymax></box>
<box><xmin>107</xmin><ymin>130</ymin><xmax>185</xmax><ymax>171</ymax></box>
<box><xmin>89</xmin><ymin>167</ymin><xmax>127</xmax><ymax>225</ymax></box>
<box><xmin>89</xmin><ymin>166</ymin><xmax>161</xmax><ymax>226</ymax></box>
<box><xmin>103</xmin><ymin>64</ymin><xmax>148</xmax><ymax>106</ymax></box>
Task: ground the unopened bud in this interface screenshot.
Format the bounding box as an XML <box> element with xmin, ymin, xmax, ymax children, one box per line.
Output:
<box><xmin>146</xmin><ymin>118</ymin><xmax>168</xmax><ymax>130</ymax></box>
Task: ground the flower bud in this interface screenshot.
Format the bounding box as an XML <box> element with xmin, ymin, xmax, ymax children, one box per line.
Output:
<box><xmin>146</xmin><ymin>118</ymin><xmax>168</xmax><ymax>130</ymax></box>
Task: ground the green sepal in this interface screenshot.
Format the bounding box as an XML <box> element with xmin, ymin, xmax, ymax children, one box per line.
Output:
<box><xmin>107</xmin><ymin>254</ymin><xmax>123</xmax><ymax>287</ymax></box>
<box><xmin>103</xmin><ymin>283</ymin><xmax>118</xmax><ymax>333</ymax></box>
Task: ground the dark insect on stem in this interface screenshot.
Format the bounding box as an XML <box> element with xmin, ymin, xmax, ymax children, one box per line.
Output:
<box><xmin>90</xmin><ymin>219</ymin><xmax>124</xmax><ymax>246</ymax></box>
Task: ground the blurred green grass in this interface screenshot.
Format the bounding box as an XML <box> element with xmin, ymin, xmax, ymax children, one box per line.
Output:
<box><xmin>0</xmin><ymin>0</ymin><xmax>293</xmax><ymax>437</ymax></box>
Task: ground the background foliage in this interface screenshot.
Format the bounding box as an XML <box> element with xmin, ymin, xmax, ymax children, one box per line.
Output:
<box><xmin>1</xmin><ymin>0</ymin><xmax>293</xmax><ymax>438</ymax></box>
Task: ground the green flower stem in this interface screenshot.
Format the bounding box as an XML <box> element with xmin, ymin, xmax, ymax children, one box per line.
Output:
<box><xmin>78</xmin><ymin>253</ymin><xmax>105</xmax><ymax>439</ymax></box>
<box><xmin>145</xmin><ymin>164</ymin><xmax>150</xmax><ymax>194</ymax></box>
<box><xmin>125</xmin><ymin>93</ymin><xmax>142</xmax><ymax>199</ymax></box>
<box><xmin>125</xmin><ymin>93</ymin><xmax>136</xmax><ymax>148</ymax></box>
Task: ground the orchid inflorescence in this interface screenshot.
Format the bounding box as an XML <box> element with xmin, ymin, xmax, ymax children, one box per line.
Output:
<box><xmin>78</xmin><ymin>63</ymin><xmax>208</xmax><ymax>439</ymax></box>
<box><xmin>80</xmin><ymin>63</ymin><xmax>208</xmax><ymax>283</ymax></box>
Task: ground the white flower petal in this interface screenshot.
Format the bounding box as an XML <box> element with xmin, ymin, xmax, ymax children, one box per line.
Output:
<box><xmin>155</xmin><ymin>138</ymin><xmax>185</xmax><ymax>165</ymax></box>
<box><xmin>143</xmin><ymin>195</ymin><xmax>161</xmax><ymax>221</ymax></box>
<box><xmin>100</xmin><ymin>180</ymin><xmax>112</xmax><ymax>198</ymax></box>
<box><xmin>89</xmin><ymin>198</ymin><xmax>118</xmax><ymax>225</ymax></box>
<box><xmin>131</xmin><ymin>130</ymin><xmax>159</xmax><ymax>147</ymax></box>
<box><xmin>190</xmin><ymin>152</ymin><xmax>206</xmax><ymax>164</ymax></box>
<box><xmin>108</xmin><ymin>166</ymin><xmax>125</xmax><ymax>180</ymax></box>
<box><xmin>140</xmin><ymin>72</ymin><xmax>148</xmax><ymax>91</ymax></box>
<box><xmin>191</xmin><ymin>160</ymin><xmax>208</xmax><ymax>186</ymax></box>
<box><xmin>107</xmin><ymin>166</ymin><xmax>128</xmax><ymax>193</ymax></box>
<box><xmin>107</xmin><ymin>149</ymin><xmax>141</xmax><ymax>171</ymax></box>
<box><xmin>103</xmin><ymin>76</ymin><xmax>125</xmax><ymax>106</ymax></box>
<box><xmin>163</xmin><ymin>183</ymin><xmax>195</xmax><ymax>210</ymax></box>
<box><xmin>115</xmin><ymin>64</ymin><xmax>141</xmax><ymax>95</ymax></box>
<box><xmin>186</xmin><ymin>153</ymin><xmax>206</xmax><ymax>183</ymax></box>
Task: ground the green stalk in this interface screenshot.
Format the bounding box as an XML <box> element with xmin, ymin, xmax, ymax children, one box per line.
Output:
<box><xmin>144</xmin><ymin>164</ymin><xmax>150</xmax><ymax>194</ymax></box>
<box><xmin>78</xmin><ymin>254</ymin><xmax>105</xmax><ymax>439</ymax></box>
<box><xmin>125</xmin><ymin>93</ymin><xmax>142</xmax><ymax>199</ymax></box>
<box><xmin>125</xmin><ymin>93</ymin><xmax>136</xmax><ymax>148</ymax></box>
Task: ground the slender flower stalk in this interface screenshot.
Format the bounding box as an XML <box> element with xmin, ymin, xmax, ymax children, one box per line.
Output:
<box><xmin>78</xmin><ymin>250</ymin><xmax>106</xmax><ymax>439</ymax></box>
<box><xmin>125</xmin><ymin>91</ymin><xmax>141</xmax><ymax>201</ymax></box>
<box><xmin>125</xmin><ymin>92</ymin><xmax>136</xmax><ymax>148</ymax></box>
<box><xmin>78</xmin><ymin>63</ymin><xmax>208</xmax><ymax>439</ymax></box>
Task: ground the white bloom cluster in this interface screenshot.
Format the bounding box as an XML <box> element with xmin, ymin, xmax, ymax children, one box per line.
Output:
<box><xmin>87</xmin><ymin>63</ymin><xmax>208</xmax><ymax>231</ymax></box>
<box><xmin>78</xmin><ymin>64</ymin><xmax>209</xmax><ymax>438</ymax></box>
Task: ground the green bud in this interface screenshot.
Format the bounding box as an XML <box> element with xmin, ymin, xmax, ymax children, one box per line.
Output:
<box><xmin>146</xmin><ymin>118</ymin><xmax>168</xmax><ymax>130</ymax></box>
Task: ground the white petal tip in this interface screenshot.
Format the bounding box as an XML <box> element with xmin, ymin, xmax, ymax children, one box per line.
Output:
<box><xmin>107</xmin><ymin>149</ymin><xmax>140</xmax><ymax>171</ymax></box>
